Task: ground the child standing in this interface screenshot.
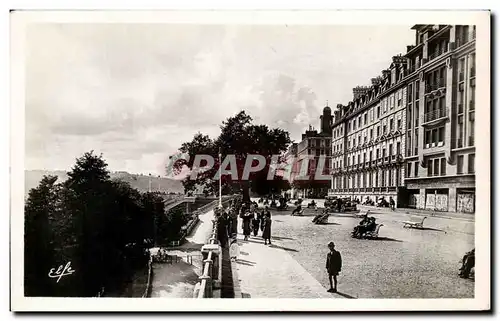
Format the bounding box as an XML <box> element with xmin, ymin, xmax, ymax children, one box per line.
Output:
<box><xmin>326</xmin><ymin>242</ymin><xmax>342</xmax><ymax>293</ymax></box>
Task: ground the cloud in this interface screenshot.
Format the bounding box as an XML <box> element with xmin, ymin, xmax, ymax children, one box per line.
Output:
<box><xmin>25</xmin><ymin>23</ymin><xmax>414</xmax><ymax>174</ymax></box>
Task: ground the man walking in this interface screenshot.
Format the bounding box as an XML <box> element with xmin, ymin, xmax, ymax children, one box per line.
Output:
<box><xmin>326</xmin><ymin>242</ymin><xmax>342</xmax><ymax>293</ymax></box>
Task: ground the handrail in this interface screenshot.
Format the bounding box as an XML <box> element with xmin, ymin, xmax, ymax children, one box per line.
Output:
<box><xmin>194</xmin><ymin>195</ymin><xmax>236</xmax><ymax>298</ymax></box>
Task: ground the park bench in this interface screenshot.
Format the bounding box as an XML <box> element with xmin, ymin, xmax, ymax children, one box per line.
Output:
<box><xmin>363</xmin><ymin>224</ymin><xmax>383</xmax><ymax>239</ymax></box>
<box><xmin>402</xmin><ymin>216</ymin><xmax>427</xmax><ymax>229</ymax></box>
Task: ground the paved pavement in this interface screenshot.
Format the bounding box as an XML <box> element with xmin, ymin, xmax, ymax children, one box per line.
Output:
<box><xmin>239</xmin><ymin>200</ymin><xmax>475</xmax><ymax>298</ymax></box>
<box><xmin>150</xmin><ymin>209</ymin><xmax>214</xmax><ymax>298</ymax></box>
<box><xmin>233</xmin><ymin>233</ymin><xmax>337</xmax><ymax>299</ymax></box>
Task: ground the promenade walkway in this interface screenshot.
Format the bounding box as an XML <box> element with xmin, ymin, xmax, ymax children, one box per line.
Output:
<box><xmin>233</xmin><ymin>233</ymin><xmax>342</xmax><ymax>299</ymax></box>
<box><xmin>150</xmin><ymin>209</ymin><xmax>214</xmax><ymax>298</ymax></box>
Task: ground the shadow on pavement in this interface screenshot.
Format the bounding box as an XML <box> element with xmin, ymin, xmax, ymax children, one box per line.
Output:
<box><xmin>241</xmin><ymin>292</ymin><xmax>252</xmax><ymax>298</ymax></box>
<box><xmin>420</xmin><ymin>227</ymin><xmax>447</xmax><ymax>233</ymax></box>
<box><xmin>236</xmin><ymin>259</ymin><xmax>256</xmax><ymax>267</ymax></box>
<box><xmin>269</xmin><ymin>244</ymin><xmax>299</xmax><ymax>252</ymax></box>
<box><xmin>335</xmin><ymin>291</ymin><xmax>357</xmax><ymax>299</ymax></box>
<box><xmin>372</xmin><ymin>237</ymin><xmax>403</xmax><ymax>242</ymax></box>
<box><xmin>272</xmin><ymin>236</ymin><xmax>295</xmax><ymax>241</ymax></box>
<box><xmin>317</xmin><ymin>222</ymin><xmax>341</xmax><ymax>226</ymax></box>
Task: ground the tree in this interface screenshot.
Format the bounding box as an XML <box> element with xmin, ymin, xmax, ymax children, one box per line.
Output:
<box><xmin>173</xmin><ymin>111</ymin><xmax>291</xmax><ymax>203</ymax></box>
<box><xmin>24</xmin><ymin>175</ymin><xmax>59</xmax><ymax>296</ymax></box>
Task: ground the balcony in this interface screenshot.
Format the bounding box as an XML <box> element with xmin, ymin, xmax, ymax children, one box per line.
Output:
<box><xmin>423</xmin><ymin>108</ymin><xmax>448</xmax><ymax>124</ymax></box>
<box><xmin>428</xmin><ymin>48</ymin><xmax>447</xmax><ymax>62</ymax></box>
<box><xmin>425</xmin><ymin>78</ymin><xmax>446</xmax><ymax>93</ymax></box>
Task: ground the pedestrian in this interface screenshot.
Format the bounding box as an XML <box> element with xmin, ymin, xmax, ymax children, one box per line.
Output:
<box><xmin>389</xmin><ymin>197</ymin><xmax>395</xmax><ymax>211</ymax></box>
<box><xmin>262</xmin><ymin>212</ymin><xmax>272</xmax><ymax>245</ymax></box>
<box><xmin>326</xmin><ymin>241</ymin><xmax>342</xmax><ymax>293</ymax></box>
<box><xmin>216</xmin><ymin>211</ymin><xmax>228</xmax><ymax>248</ymax></box>
<box><xmin>242</xmin><ymin>209</ymin><xmax>252</xmax><ymax>241</ymax></box>
<box><xmin>252</xmin><ymin>212</ymin><xmax>260</xmax><ymax>237</ymax></box>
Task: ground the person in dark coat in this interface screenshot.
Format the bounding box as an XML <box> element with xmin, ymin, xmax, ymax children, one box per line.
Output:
<box><xmin>251</xmin><ymin>212</ymin><xmax>260</xmax><ymax>237</ymax></box>
<box><xmin>260</xmin><ymin>207</ymin><xmax>270</xmax><ymax>231</ymax></box>
<box><xmin>326</xmin><ymin>242</ymin><xmax>342</xmax><ymax>293</ymax></box>
<box><xmin>216</xmin><ymin>212</ymin><xmax>228</xmax><ymax>248</ymax></box>
<box><xmin>459</xmin><ymin>248</ymin><xmax>475</xmax><ymax>278</ymax></box>
<box><xmin>242</xmin><ymin>209</ymin><xmax>252</xmax><ymax>241</ymax></box>
<box><xmin>262</xmin><ymin>213</ymin><xmax>272</xmax><ymax>245</ymax></box>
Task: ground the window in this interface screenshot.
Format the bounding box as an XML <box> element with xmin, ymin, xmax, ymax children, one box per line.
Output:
<box><xmin>414</xmin><ymin>161</ymin><xmax>419</xmax><ymax>177</ymax></box>
<box><xmin>397</xmin><ymin>119</ymin><xmax>401</xmax><ymax>130</ymax></box>
<box><xmin>389</xmin><ymin>119</ymin><xmax>394</xmax><ymax>132</ymax></box>
<box><xmin>353</xmin><ymin>119</ymin><xmax>356</xmax><ymax>130</ymax></box>
<box><xmin>408</xmin><ymin>84</ymin><xmax>413</xmax><ymax>101</ymax></box>
<box><xmin>353</xmin><ymin>138</ymin><xmax>356</xmax><ymax>146</ymax></box>
<box><xmin>469</xmin><ymin>112</ymin><xmax>475</xmax><ymax>146</ymax></box>
<box><xmin>370</xmin><ymin>129</ymin><xmax>373</xmax><ymax>139</ymax></box>
<box><xmin>415</xmin><ymin>101</ymin><xmax>420</xmax><ymax>127</ymax></box>
<box><xmin>427</xmin><ymin>159</ymin><xmax>433</xmax><ymax>176</ymax></box>
<box><xmin>389</xmin><ymin>144</ymin><xmax>393</xmax><ymax>156</ymax></box>
<box><xmin>468</xmin><ymin>154</ymin><xmax>475</xmax><ymax>173</ymax></box>
<box><xmin>396</xmin><ymin>142</ymin><xmax>401</xmax><ymax>155</ymax></box>
<box><xmin>383</xmin><ymin>125</ymin><xmax>387</xmax><ymax>134</ymax></box>
<box><xmin>440</xmin><ymin>158</ymin><xmax>446</xmax><ymax>176</ymax></box>
<box><xmin>377</xmin><ymin>106</ymin><xmax>380</xmax><ymax>118</ymax></box>
<box><xmin>369</xmin><ymin>151</ymin><xmax>372</xmax><ymax>162</ymax></box>
<box><xmin>433</xmin><ymin>159</ymin><xmax>439</xmax><ymax>176</ymax></box>
<box><xmin>415</xmin><ymin>81</ymin><xmax>420</xmax><ymax>99</ymax></box>
<box><xmin>364</xmin><ymin>113</ymin><xmax>367</xmax><ymax>125</ymax></box>
<box><xmin>377</xmin><ymin>126</ymin><xmax>380</xmax><ymax>137</ymax></box>
<box><xmin>382</xmin><ymin>149</ymin><xmax>386</xmax><ymax>159</ymax></box>
<box><xmin>407</xmin><ymin>162</ymin><xmax>412</xmax><ymax>178</ymax></box>
<box><xmin>457</xmin><ymin>155</ymin><xmax>464</xmax><ymax>174</ymax></box>
<box><xmin>376</xmin><ymin>149</ymin><xmax>380</xmax><ymax>159</ymax></box>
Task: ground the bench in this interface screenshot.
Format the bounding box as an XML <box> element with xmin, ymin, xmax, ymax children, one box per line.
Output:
<box><xmin>402</xmin><ymin>216</ymin><xmax>427</xmax><ymax>229</ymax></box>
<box><xmin>363</xmin><ymin>224</ymin><xmax>383</xmax><ymax>239</ymax></box>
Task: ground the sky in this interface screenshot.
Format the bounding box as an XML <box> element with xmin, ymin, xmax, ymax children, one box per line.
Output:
<box><xmin>25</xmin><ymin>24</ymin><xmax>415</xmax><ymax>176</ymax></box>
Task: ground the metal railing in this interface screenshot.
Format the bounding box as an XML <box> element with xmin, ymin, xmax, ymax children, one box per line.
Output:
<box><xmin>428</xmin><ymin>49</ymin><xmax>447</xmax><ymax>62</ymax></box>
<box><xmin>425</xmin><ymin>78</ymin><xmax>446</xmax><ymax>93</ymax></box>
<box><xmin>423</xmin><ymin>108</ymin><xmax>448</xmax><ymax>123</ymax></box>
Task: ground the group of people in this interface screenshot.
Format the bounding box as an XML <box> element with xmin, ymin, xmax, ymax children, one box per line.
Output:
<box><xmin>215</xmin><ymin>199</ymin><xmax>273</xmax><ymax>248</ymax></box>
<box><xmin>351</xmin><ymin>213</ymin><xmax>378</xmax><ymax>238</ymax></box>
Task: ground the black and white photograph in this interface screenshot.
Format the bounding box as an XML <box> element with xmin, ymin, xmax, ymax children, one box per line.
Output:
<box><xmin>9</xmin><ymin>10</ymin><xmax>490</xmax><ymax>311</ymax></box>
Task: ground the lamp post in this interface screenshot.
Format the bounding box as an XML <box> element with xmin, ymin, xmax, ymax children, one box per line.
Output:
<box><xmin>148</xmin><ymin>173</ymin><xmax>152</xmax><ymax>193</ymax></box>
<box><xmin>218</xmin><ymin>148</ymin><xmax>222</xmax><ymax>207</ymax></box>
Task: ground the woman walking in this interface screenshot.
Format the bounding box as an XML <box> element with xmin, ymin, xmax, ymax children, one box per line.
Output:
<box><xmin>262</xmin><ymin>212</ymin><xmax>272</xmax><ymax>245</ymax></box>
<box><xmin>242</xmin><ymin>208</ymin><xmax>252</xmax><ymax>241</ymax></box>
<box><xmin>251</xmin><ymin>212</ymin><xmax>260</xmax><ymax>237</ymax></box>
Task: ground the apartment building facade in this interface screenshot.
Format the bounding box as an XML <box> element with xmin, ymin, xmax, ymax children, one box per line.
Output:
<box><xmin>330</xmin><ymin>55</ymin><xmax>408</xmax><ymax>205</ymax></box>
<box><xmin>329</xmin><ymin>24</ymin><xmax>476</xmax><ymax>213</ymax></box>
<box><xmin>293</xmin><ymin>106</ymin><xmax>333</xmax><ymax>198</ymax></box>
<box><xmin>404</xmin><ymin>25</ymin><xmax>476</xmax><ymax>213</ymax></box>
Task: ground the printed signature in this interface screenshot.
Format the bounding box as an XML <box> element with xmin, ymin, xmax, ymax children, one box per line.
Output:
<box><xmin>48</xmin><ymin>261</ymin><xmax>75</xmax><ymax>283</ymax></box>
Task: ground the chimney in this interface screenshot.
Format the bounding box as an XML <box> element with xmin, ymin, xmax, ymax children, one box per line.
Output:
<box><xmin>352</xmin><ymin>86</ymin><xmax>370</xmax><ymax>100</ymax></box>
<box><xmin>392</xmin><ymin>54</ymin><xmax>407</xmax><ymax>65</ymax></box>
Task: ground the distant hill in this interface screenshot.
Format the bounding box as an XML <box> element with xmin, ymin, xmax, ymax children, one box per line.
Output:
<box><xmin>24</xmin><ymin>170</ymin><xmax>185</xmax><ymax>197</ymax></box>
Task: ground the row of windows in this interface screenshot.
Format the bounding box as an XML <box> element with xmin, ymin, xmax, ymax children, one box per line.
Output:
<box><xmin>333</xmin><ymin>168</ymin><xmax>403</xmax><ymax>189</ymax></box>
<box><xmin>334</xmin><ymin>88</ymin><xmax>406</xmax><ymax>139</ymax></box>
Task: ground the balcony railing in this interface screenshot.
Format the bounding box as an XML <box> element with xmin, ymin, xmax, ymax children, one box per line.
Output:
<box><xmin>423</xmin><ymin>108</ymin><xmax>448</xmax><ymax>123</ymax></box>
<box><xmin>425</xmin><ymin>78</ymin><xmax>446</xmax><ymax>93</ymax></box>
<box><xmin>428</xmin><ymin>48</ymin><xmax>447</xmax><ymax>62</ymax></box>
